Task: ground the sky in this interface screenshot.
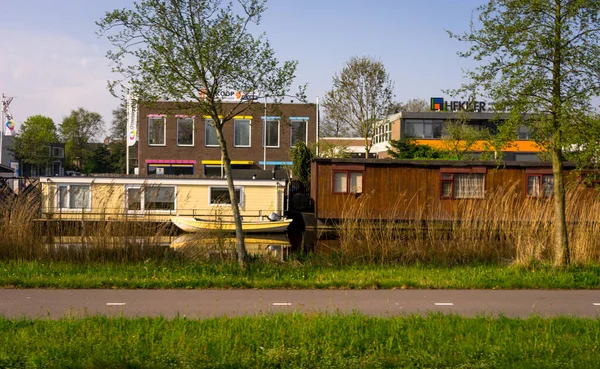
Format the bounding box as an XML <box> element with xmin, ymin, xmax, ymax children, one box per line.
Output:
<box><xmin>0</xmin><ymin>0</ymin><xmax>482</xmax><ymax>140</ymax></box>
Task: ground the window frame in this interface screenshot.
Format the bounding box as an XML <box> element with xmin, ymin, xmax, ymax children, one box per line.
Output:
<box><xmin>176</xmin><ymin>117</ymin><xmax>195</xmax><ymax>147</ymax></box>
<box><xmin>52</xmin><ymin>147</ymin><xmax>64</xmax><ymax>158</ymax></box>
<box><xmin>208</xmin><ymin>186</ymin><xmax>245</xmax><ymax>207</ymax></box>
<box><xmin>263</xmin><ymin>118</ymin><xmax>280</xmax><ymax>148</ymax></box>
<box><xmin>331</xmin><ymin>164</ymin><xmax>365</xmax><ymax>194</ymax></box>
<box><xmin>147</xmin><ymin>116</ymin><xmax>167</xmax><ymax>146</ymax></box>
<box><xmin>439</xmin><ymin>167</ymin><xmax>486</xmax><ymax>199</ymax></box>
<box><xmin>124</xmin><ymin>185</ymin><xmax>177</xmax><ymax>213</ymax></box>
<box><xmin>290</xmin><ymin>118</ymin><xmax>308</xmax><ymax>147</ymax></box>
<box><xmin>233</xmin><ymin>118</ymin><xmax>252</xmax><ymax>148</ymax></box>
<box><xmin>525</xmin><ymin>169</ymin><xmax>554</xmax><ymax>198</ymax></box>
<box><xmin>205</xmin><ymin>119</ymin><xmax>219</xmax><ymax>147</ymax></box>
<box><xmin>56</xmin><ymin>184</ymin><xmax>92</xmax><ymax>211</ymax></box>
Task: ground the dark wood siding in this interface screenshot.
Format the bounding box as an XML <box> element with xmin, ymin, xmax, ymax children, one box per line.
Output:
<box><xmin>312</xmin><ymin>159</ymin><xmax>588</xmax><ymax>221</ymax></box>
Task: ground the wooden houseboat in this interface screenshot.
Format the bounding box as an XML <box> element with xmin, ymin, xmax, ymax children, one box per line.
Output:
<box><xmin>311</xmin><ymin>158</ymin><xmax>599</xmax><ymax>222</ymax></box>
<box><xmin>39</xmin><ymin>176</ymin><xmax>287</xmax><ymax>223</ymax></box>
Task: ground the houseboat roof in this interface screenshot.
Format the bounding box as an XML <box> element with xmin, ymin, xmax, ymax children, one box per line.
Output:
<box><xmin>312</xmin><ymin>158</ymin><xmax>580</xmax><ymax>169</ymax></box>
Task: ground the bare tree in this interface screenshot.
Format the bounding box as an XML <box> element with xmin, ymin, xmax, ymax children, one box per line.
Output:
<box><xmin>322</xmin><ymin>56</ymin><xmax>394</xmax><ymax>157</ymax></box>
<box><xmin>98</xmin><ymin>0</ymin><xmax>298</xmax><ymax>267</ymax></box>
<box><xmin>402</xmin><ymin>98</ymin><xmax>429</xmax><ymax>112</ymax></box>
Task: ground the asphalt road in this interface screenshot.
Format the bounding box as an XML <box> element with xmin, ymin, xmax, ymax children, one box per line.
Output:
<box><xmin>1</xmin><ymin>289</ymin><xmax>600</xmax><ymax>319</ymax></box>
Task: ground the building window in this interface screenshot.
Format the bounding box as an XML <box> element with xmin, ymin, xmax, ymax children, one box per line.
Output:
<box><xmin>147</xmin><ymin>164</ymin><xmax>194</xmax><ymax>176</ymax></box>
<box><xmin>52</xmin><ymin>147</ymin><xmax>64</xmax><ymax>158</ymax></box>
<box><xmin>234</xmin><ymin>119</ymin><xmax>251</xmax><ymax>147</ymax></box>
<box><xmin>205</xmin><ymin>119</ymin><xmax>219</xmax><ymax>147</ymax></box>
<box><xmin>440</xmin><ymin>169</ymin><xmax>486</xmax><ymax>199</ymax></box>
<box><xmin>527</xmin><ymin>174</ymin><xmax>553</xmax><ymax>197</ymax></box>
<box><xmin>209</xmin><ymin>186</ymin><xmax>244</xmax><ymax>206</ymax></box>
<box><xmin>264</xmin><ymin>118</ymin><xmax>280</xmax><ymax>148</ymax></box>
<box><xmin>148</xmin><ymin>117</ymin><xmax>166</xmax><ymax>145</ymax></box>
<box><xmin>57</xmin><ymin>184</ymin><xmax>91</xmax><ymax>210</ymax></box>
<box><xmin>518</xmin><ymin>126</ymin><xmax>532</xmax><ymax>140</ymax></box>
<box><xmin>177</xmin><ymin>117</ymin><xmax>194</xmax><ymax>146</ymax></box>
<box><xmin>405</xmin><ymin>119</ymin><xmax>444</xmax><ymax>139</ymax></box>
<box><xmin>290</xmin><ymin>118</ymin><xmax>308</xmax><ymax>147</ymax></box>
<box><xmin>125</xmin><ymin>185</ymin><xmax>176</xmax><ymax>211</ymax></box>
<box><xmin>333</xmin><ymin>171</ymin><xmax>363</xmax><ymax>194</ymax></box>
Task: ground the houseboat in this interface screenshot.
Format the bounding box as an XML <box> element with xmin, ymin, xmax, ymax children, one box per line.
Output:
<box><xmin>311</xmin><ymin>158</ymin><xmax>599</xmax><ymax>222</ymax></box>
<box><xmin>39</xmin><ymin>175</ymin><xmax>287</xmax><ymax>223</ymax></box>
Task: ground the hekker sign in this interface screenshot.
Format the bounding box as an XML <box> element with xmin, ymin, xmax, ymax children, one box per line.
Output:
<box><xmin>430</xmin><ymin>97</ymin><xmax>487</xmax><ymax>112</ymax></box>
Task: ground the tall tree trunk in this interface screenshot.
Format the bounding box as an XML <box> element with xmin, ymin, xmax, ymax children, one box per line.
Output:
<box><xmin>552</xmin><ymin>148</ymin><xmax>570</xmax><ymax>266</ymax></box>
<box><xmin>215</xmin><ymin>124</ymin><xmax>248</xmax><ymax>267</ymax></box>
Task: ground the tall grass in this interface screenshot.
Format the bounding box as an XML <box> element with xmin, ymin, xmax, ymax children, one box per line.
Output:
<box><xmin>332</xmin><ymin>183</ymin><xmax>600</xmax><ymax>265</ymax></box>
<box><xmin>0</xmin><ymin>185</ymin><xmax>177</xmax><ymax>264</ymax></box>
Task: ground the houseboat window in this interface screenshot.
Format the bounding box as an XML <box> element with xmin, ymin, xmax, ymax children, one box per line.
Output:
<box><xmin>126</xmin><ymin>187</ymin><xmax>142</xmax><ymax>210</ymax></box>
<box><xmin>145</xmin><ymin>186</ymin><xmax>175</xmax><ymax>210</ymax></box>
<box><xmin>264</xmin><ymin>118</ymin><xmax>280</xmax><ymax>148</ymax></box>
<box><xmin>209</xmin><ymin>186</ymin><xmax>243</xmax><ymax>205</ymax></box>
<box><xmin>291</xmin><ymin>119</ymin><xmax>307</xmax><ymax>147</ymax></box>
<box><xmin>177</xmin><ymin>118</ymin><xmax>194</xmax><ymax>146</ymax></box>
<box><xmin>440</xmin><ymin>173</ymin><xmax>485</xmax><ymax>199</ymax></box>
<box><xmin>148</xmin><ymin>117</ymin><xmax>166</xmax><ymax>145</ymax></box>
<box><xmin>205</xmin><ymin>119</ymin><xmax>219</xmax><ymax>147</ymax></box>
<box><xmin>527</xmin><ymin>174</ymin><xmax>553</xmax><ymax>197</ymax></box>
<box><xmin>333</xmin><ymin>171</ymin><xmax>363</xmax><ymax>194</ymax></box>
<box><xmin>234</xmin><ymin>119</ymin><xmax>251</xmax><ymax>147</ymax></box>
<box><xmin>57</xmin><ymin>184</ymin><xmax>90</xmax><ymax>210</ymax></box>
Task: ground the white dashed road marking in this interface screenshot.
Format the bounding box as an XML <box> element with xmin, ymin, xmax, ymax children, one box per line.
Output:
<box><xmin>593</xmin><ymin>303</ymin><xmax>600</xmax><ymax>306</ymax></box>
<box><xmin>272</xmin><ymin>303</ymin><xmax>292</xmax><ymax>306</ymax></box>
<box><xmin>435</xmin><ymin>302</ymin><xmax>454</xmax><ymax>306</ymax></box>
<box><xmin>106</xmin><ymin>303</ymin><xmax>126</xmax><ymax>306</ymax></box>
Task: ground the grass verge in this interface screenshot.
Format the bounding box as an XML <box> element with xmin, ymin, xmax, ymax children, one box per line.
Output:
<box><xmin>1</xmin><ymin>314</ymin><xmax>599</xmax><ymax>368</ymax></box>
<box><xmin>2</xmin><ymin>260</ymin><xmax>600</xmax><ymax>289</ymax></box>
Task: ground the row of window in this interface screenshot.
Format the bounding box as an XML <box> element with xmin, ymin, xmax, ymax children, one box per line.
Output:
<box><xmin>55</xmin><ymin>184</ymin><xmax>244</xmax><ymax>211</ymax></box>
<box><xmin>403</xmin><ymin>119</ymin><xmax>532</xmax><ymax>140</ymax></box>
<box><xmin>331</xmin><ymin>170</ymin><xmax>555</xmax><ymax>199</ymax></box>
<box><xmin>148</xmin><ymin>117</ymin><xmax>308</xmax><ymax>148</ymax></box>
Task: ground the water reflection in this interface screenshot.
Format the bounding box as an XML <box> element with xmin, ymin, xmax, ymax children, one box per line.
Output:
<box><xmin>43</xmin><ymin>233</ymin><xmax>292</xmax><ymax>260</ymax></box>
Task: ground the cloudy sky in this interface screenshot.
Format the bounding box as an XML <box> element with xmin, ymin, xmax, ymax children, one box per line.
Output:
<box><xmin>1</xmin><ymin>0</ymin><xmax>480</xmax><ymax>140</ymax></box>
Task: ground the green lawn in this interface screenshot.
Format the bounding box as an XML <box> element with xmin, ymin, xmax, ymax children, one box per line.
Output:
<box><xmin>2</xmin><ymin>260</ymin><xmax>600</xmax><ymax>289</ymax></box>
<box><xmin>1</xmin><ymin>314</ymin><xmax>599</xmax><ymax>368</ymax></box>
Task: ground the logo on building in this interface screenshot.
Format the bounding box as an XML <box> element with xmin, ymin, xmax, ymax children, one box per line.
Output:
<box><xmin>430</xmin><ymin>97</ymin><xmax>444</xmax><ymax>111</ymax></box>
<box><xmin>430</xmin><ymin>97</ymin><xmax>487</xmax><ymax>112</ymax></box>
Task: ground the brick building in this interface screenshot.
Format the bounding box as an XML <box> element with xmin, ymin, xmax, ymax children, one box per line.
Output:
<box><xmin>136</xmin><ymin>101</ymin><xmax>317</xmax><ymax>176</ymax></box>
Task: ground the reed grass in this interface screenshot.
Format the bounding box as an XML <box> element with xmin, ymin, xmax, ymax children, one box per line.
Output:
<box><xmin>332</xmin><ymin>182</ymin><xmax>600</xmax><ymax>266</ymax></box>
<box><xmin>1</xmin><ymin>314</ymin><xmax>599</xmax><ymax>368</ymax></box>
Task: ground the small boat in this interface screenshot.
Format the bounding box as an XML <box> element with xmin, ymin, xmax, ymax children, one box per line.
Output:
<box><xmin>171</xmin><ymin>215</ymin><xmax>293</xmax><ymax>233</ymax></box>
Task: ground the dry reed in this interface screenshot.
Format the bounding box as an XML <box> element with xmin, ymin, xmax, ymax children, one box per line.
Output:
<box><xmin>330</xmin><ymin>182</ymin><xmax>600</xmax><ymax>265</ymax></box>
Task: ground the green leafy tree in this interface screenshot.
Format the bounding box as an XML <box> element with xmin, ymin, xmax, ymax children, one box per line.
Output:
<box><xmin>387</xmin><ymin>138</ymin><xmax>445</xmax><ymax>160</ymax></box>
<box><xmin>322</xmin><ymin>56</ymin><xmax>394</xmax><ymax>157</ymax></box>
<box><xmin>60</xmin><ymin>108</ymin><xmax>104</xmax><ymax>171</ymax></box>
<box><xmin>11</xmin><ymin>115</ymin><xmax>59</xmax><ymax>170</ymax></box>
<box><xmin>449</xmin><ymin>0</ymin><xmax>600</xmax><ymax>266</ymax></box>
<box><xmin>98</xmin><ymin>0</ymin><xmax>298</xmax><ymax>266</ymax></box>
<box><xmin>441</xmin><ymin>113</ymin><xmax>492</xmax><ymax>160</ymax></box>
<box><xmin>290</xmin><ymin>141</ymin><xmax>313</xmax><ymax>187</ymax></box>
<box><xmin>87</xmin><ymin>144</ymin><xmax>113</xmax><ymax>174</ymax></box>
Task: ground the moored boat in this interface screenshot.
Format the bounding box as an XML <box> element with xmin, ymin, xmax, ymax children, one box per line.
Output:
<box><xmin>171</xmin><ymin>215</ymin><xmax>292</xmax><ymax>233</ymax></box>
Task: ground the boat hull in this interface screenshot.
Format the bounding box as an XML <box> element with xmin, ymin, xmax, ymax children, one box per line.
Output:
<box><xmin>171</xmin><ymin>216</ymin><xmax>292</xmax><ymax>233</ymax></box>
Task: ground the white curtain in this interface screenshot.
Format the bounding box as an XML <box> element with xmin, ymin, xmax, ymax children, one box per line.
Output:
<box><xmin>454</xmin><ymin>174</ymin><xmax>484</xmax><ymax>198</ymax></box>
